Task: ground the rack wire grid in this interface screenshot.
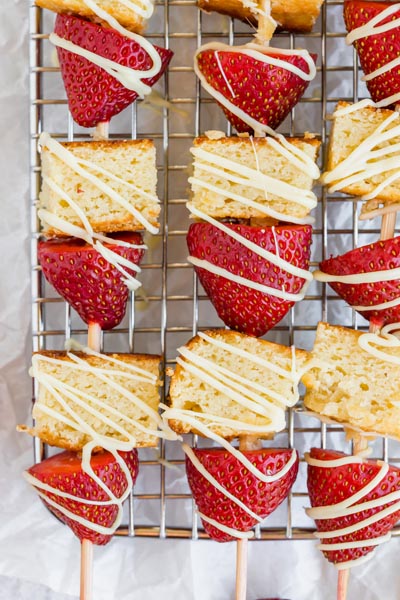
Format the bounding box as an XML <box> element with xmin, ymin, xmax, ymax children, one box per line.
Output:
<box><xmin>29</xmin><ymin>0</ymin><xmax>400</xmax><ymax>542</ymax></box>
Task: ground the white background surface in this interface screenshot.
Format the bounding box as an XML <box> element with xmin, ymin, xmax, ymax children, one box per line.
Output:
<box><xmin>2</xmin><ymin>1</ymin><xmax>400</xmax><ymax>599</ymax></box>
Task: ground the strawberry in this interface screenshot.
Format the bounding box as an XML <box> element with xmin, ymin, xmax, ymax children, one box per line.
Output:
<box><xmin>307</xmin><ymin>448</ymin><xmax>400</xmax><ymax>565</ymax></box>
<box><xmin>38</xmin><ymin>232</ymin><xmax>145</xmax><ymax>330</ymax></box>
<box><xmin>54</xmin><ymin>13</ymin><xmax>173</xmax><ymax>127</ymax></box>
<box><xmin>185</xmin><ymin>448</ymin><xmax>298</xmax><ymax>542</ymax></box>
<box><xmin>344</xmin><ymin>1</ymin><xmax>400</xmax><ymax>106</ymax></box>
<box><xmin>196</xmin><ymin>47</ymin><xmax>316</xmax><ymax>133</ymax></box>
<box><xmin>319</xmin><ymin>236</ymin><xmax>400</xmax><ymax>328</ymax></box>
<box><xmin>187</xmin><ymin>222</ymin><xmax>312</xmax><ymax>337</ymax></box>
<box><xmin>27</xmin><ymin>449</ymin><xmax>139</xmax><ymax>545</ymax></box>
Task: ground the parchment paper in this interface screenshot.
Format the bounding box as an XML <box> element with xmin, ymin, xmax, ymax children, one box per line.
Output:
<box><xmin>2</xmin><ymin>1</ymin><xmax>400</xmax><ymax>599</ymax></box>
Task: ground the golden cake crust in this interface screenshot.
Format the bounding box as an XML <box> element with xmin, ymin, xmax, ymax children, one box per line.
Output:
<box><xmin>36</xmin><ymin>0</ymin><xmax>147</xmax><ymax>33</ymax></box>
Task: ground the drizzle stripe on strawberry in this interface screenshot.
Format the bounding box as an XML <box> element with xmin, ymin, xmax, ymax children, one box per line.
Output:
<box><xmin>195</xmin><ymin>42</ymin><xmax>316</xmax><ymax>134</ymax></box>
<box><xmin>187</xmin><ymin>221</ymin><xmax>312</xmax><ymax>337</ymax></box>
<box><xmin>185</xmin><ymin>447</ymin><xmax>299</xmax><ymax>542</ymax></box>
<box><xmin>344</xmin><ymin>1</ymin><xmax>400</xmax><ymax>107</ymax></box>
<box><xmin>53</xmin><ymin>13</ymin><xmax>173</xmax><ymax>127</ymax></box>
<box><xmin>315</xmin><ymin>236</ymin><xmax>400</xmax><ymax>328</ymax></box>
<box><xmin>25</xmin><ymin>449</ymin><xmax>139</xmax><ymax>545</ymax></box>
<box><xmin>39</xmin><ymin>233</ymin><xmax>145</xmax><ymax>330</ymax></box>
<box><xmin>306</xmin><ymin>448</ymin><xmax>400</xmax><ymax>567</ymax></box>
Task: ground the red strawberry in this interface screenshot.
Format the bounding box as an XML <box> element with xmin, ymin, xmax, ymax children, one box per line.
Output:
<box><xmin>307</xmin><ymin>448</ymin><xmax>400</xmax><ymax>565</ymax></box>
<box><xmin>344</xmin><ymin>1</ymin><xmax>400</xmax><ymax>106</ymax></box>
<box><xmin>54</xmin><ymin>13</ymin><xmax>173</xmax><ymax>127</ymax></box>
<box><xmin>196</xmin><ymin>47</ymin><xmax>316</xmax><ymax>133</ymax></box>
<box><xmin>319</xmin><ymin>236</ymin><xmax>400</xmax><ymax>328</ymax></box>
<box><xmin>186</xmin><ymin>448</ymin><xmax>298</xmax><ymax>542</ymax></box>
<box><xmin>38</xmin><ymin>232</ymin><xmax>145</xmax><ymax>330</ymax></box>
<box><xmin>27</xmin><ymin>449</ymin><xmax>139</xmax><ymax>545</ymax></box>
<box><xmin>187</xmin><ymin>222</ymin><xmax>312</xmax><ymax>337</ymax></box>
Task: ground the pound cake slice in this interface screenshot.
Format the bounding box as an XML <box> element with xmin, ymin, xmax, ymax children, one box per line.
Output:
<box><xmin>322</xmin><ymin>101</ymin><xmax>400</xmax><ymax>206</ymax></box>
<box><xmin>167</xmin><ymin>329</ymin><xmax>310</xmax><ymax>438</ymax></box>
<box><xmin>302</xmin><ymin>322</ymin><xmax>400</xmax><ymax>439</ymax></box>
<box><xmin>189</xmin><ymin>134</ymin><xmax>320</xmax><ymax>223</ymax></box>
<box><xmin>39</xmin><ymin>136</ymin><xmax>160</xmax><ymax>236</ymax></box>
<box><xmin>36</xmin><ymin>0</ymin><xmax>152</xmax><ymax>33</ymax></box>
<box><xmin>22</xmin><ymin>350</ymin><xmax>162</xmax><ymax>450</ymax></box>
<box><xmin>197</xmin><ymin>0</ymin><xmax>323</xmax><ymax>33</ymax></box>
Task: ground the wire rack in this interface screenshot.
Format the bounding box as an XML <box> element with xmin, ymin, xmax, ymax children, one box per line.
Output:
<box><xmin>29</xmin><ymin>0</ymin><xmax>400</xmax><ymax>542</ymax></box>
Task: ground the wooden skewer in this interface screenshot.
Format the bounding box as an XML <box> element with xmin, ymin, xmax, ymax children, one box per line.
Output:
<box><xmin>337</xmin><ymin>208</ymin><xmax>396</xmax><ymax>600</ymax></box>
<box><xmin>79</xmin><ymin>322</ymin><xmax>102</xmax><ymax>600</ymax></box>
<box><xmin>80</xmin><ymin>539</ymin><xmax>94</xmax><ymax>600</ymax></box>
<box><xmin>235</xmin><ymin>435</ymin><xmax>263</xmax><ymax>600</ymax></box>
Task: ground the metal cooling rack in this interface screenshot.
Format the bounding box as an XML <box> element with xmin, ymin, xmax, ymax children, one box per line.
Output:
<box><xmin>29</xmin><ymin>0</ymin><xmax>400</xmax><ymax>542</ymax></box>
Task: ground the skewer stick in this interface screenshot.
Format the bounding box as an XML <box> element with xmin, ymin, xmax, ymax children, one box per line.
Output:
<box><xmin>80</xmin><ymin>322</ymin><xmax>102</xmax><ymax>600</ymax></box>
<box><xmin>380</xmin><ymin>211</ymin><xmax>396</xmax><ymax>241</ymax></box>
<box><xmin>235</xmin><ymin>436</ymin><xmax>263</xmax><ymax>600</ymax></box>
<box><xmin>80</xmin><ymin>539</ymin><xmax>94</xmax><ymax>600</ymax></box>
<box><xmin>336</xmin><ymin>209</ymin><xmax>395</xmax><ymax>599</ymax></box>
<box><xmin>93</xmin><ymin>121</ymin><xmax>110</xmax><ymax>141</ymax></box>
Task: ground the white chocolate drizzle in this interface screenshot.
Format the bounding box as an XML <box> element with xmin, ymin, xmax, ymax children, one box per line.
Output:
<box><xmin>189</xmin><ymin>143</ymin><xmax>318</xmax><ymax>224</ymax></box>
<box><xmin>51</xmin><ymin>0</ymin><xmax>161</xmax><ymax>98</ymax></box>
<box><xmin>24</xmin><ymin>441</ymin><xmax>134</xmax><ymax>536</ymax></box>
<box><xmin>31</xmin><ymin>342</ymin><xmax>177</xmax><ymax>448</ymax></box>
<box><xmin>194</xmin><ymin>42</ymin><xmax>318</xmax><ymax>176</ymax></box>
<box><xmin>345</xmin><ymin>3</ymin><xmax>400</xmax><ymax>108</ymax></box>
<box><xmin>322</xmin><ymin>103</ymin><xmax>400</xmax><ymax>200</ymax></box>
<box><xmin>161</xmin><ymin>332</ymin><xmax>300</xmax><ymax>538</ymax></box>
<box><xmin>187</xmin><ymin>205</ymin><xmax>311</xmax><ymax>304</ymax></box>
<box><xmin>358</xmin><ymin>322</ymin><xmax>400</xmax><ymax>364</ymax></box>
<box><xmin>39</xmin><ymin>131</ymin><xmax>160</xmax><ymax>291</ymax></box>
<box><xmin>305</xmin><ymin>452</ymin><xmax>400</xmax><ymax>569</ymax></box>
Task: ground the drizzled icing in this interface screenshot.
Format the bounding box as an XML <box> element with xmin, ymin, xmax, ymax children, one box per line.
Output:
<box><xmin>162</xmin><ymin>331</ymin><xmax>301</xmax><ymax>538</ymax></box>
<box><xmin>358</xmin><ymin>322</ymin><xmax>400</xmax><ymax>364</ymax></box>
<box><xmin>305</xmin><ymin>452</ymin><xmax>400</xmax><ymax>570</ymax></box>
<box><xmin>187</xmin><ymin>204</ymin><xmax>311</xmax><ymax>302</ymax></box>
<box><xmin>194</xmin><ymin>42</ymin><xmax>318</xmax><ymax>171</ymax></box>
<box><xmin>322</xmin><ymin>101</ymin><xmax>400</xmax><ymax>201</ymax></box>
<box><xmin>31</xmin><ymin>341</ymin><xmax>177</xmax><ymax>449</ymax></box>
<box><xmin>346</xmin><ymin>3</ymin><xmax>400</xmax><ymax>108</ymax></box>
<box><xmin>24</xmin><ymin>441</ymin><xmax>134</xmax><ymax>536</ymax></box>
<box><xmin>50</xmin><ymin>0</ymin><xmax>161</xmax><ymax>98</ymax></box>
<box><xmin>39</xmin><ymin>131</ymin><xmax>160</xmax><ymax>290</ymax></box>
<box><xmin>114</xmin><ymin>0</ymin><xmax>154</xmax><ymax>20</ymax></box>
<box><xmin>189</xmin><ymin>141</ymin><xmax>318</xmax><ymax>224</ymax></box>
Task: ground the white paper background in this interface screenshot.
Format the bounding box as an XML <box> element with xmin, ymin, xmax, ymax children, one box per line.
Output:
<box><xmin>2</xmin><ymin>1</ymin><xmax>400</xmax><ymax>599</ymax></box>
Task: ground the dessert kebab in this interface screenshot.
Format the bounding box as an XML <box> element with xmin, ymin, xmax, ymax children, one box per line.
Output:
<box><xmin>299</xmin><ymin>2</ymin><xmax>400</xmax><ymax>598</ymax></box>
<box><xmin>163</xmin><ymin>0</ymin><xmax>321</xmax><ymax>597</ymax></box>
<box><xmin>21</xmin><ymin>1</ymin><xmax>174</xmax><ymax>598</ymax></box>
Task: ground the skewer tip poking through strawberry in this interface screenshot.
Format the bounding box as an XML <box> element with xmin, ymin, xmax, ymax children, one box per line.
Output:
<box><xmin>185</xmin><ymin>448</ymin><xmax>299</xmax><ymax>542</ymax></box>
<box><xmin>344</xmin><ymin>0</ymin><xmax>400</xmax><ymax>107</ymax></box>
<box><xmin>53</xmin><ymin>13</ymin><xmax>173</xmax><ymax>128</ymax></box>
<box><xmin>26</xmin><ymin>449</ymin><xmax>139</xmax><ymax>545</ymax></box>
<box><xmin>318</xmin><ymin>236</ymin><xmax>400</xmax><ymax>329</ymax></box>
<box><xmin>195</xmin><ymin>47</ymin><xmax>317</xmax><ymax>134</ymax></box>
<box><xmin>38</xmin><ymin>233</ymin><xmax>145</xmax><ymax>330</ymax></box>
<box><xmin>307</xmin><ymin>448</ymin><xmax>400</xmax><ymax>567</ymax></box>
<box><xmin>187</xmin><ymin>223</ymin><xmax>312</xmax><ymax>337</ymax></box>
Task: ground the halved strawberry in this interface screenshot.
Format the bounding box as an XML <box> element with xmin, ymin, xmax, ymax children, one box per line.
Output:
<box><xmin>38</xmin><ymin>232</ymin><xmax>145</xmax><ymax>330</ymax></box>
<box><xmin>319</xmin><ymin>236</ymin><xmax>400</xmax><ymax>328</ymax></box>
<box><xmin>54</xmin><ymin>13</ymin><xmax>173</xmax><ymax>127</ymax></box>
<box><xmin>344</xmin><ymin>1</ymin><xmax>400</xmax><ymax>106</ymax></box>
<box><xmin>196</xmin><ymin>47</ymin><xmax>316</xmax><ymax>133</ymax></box>
<box><xmin>27</xmin><ymin>449</ymin><xmax>139</xmax><ymax>545</ymax></box>
<box><xmin>307</xmin><ymin>448</ymin><xmax>400</xmax><ymax>565</ymax></box>
<box><xmin>186</xmin><ymin>447</ymin><xmax>298</xmax><ymax>542</ymax></box>
<box><xmin>187</xmin><ymin>222</ymin><xmax>312</xmax><ymax>337</ymax></box>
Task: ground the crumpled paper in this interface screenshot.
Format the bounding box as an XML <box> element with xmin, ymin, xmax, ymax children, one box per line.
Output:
<box><xmin>2</xmin><ymin>1</ymin><xmax>400</xmax><ymax>599</ymax></box>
